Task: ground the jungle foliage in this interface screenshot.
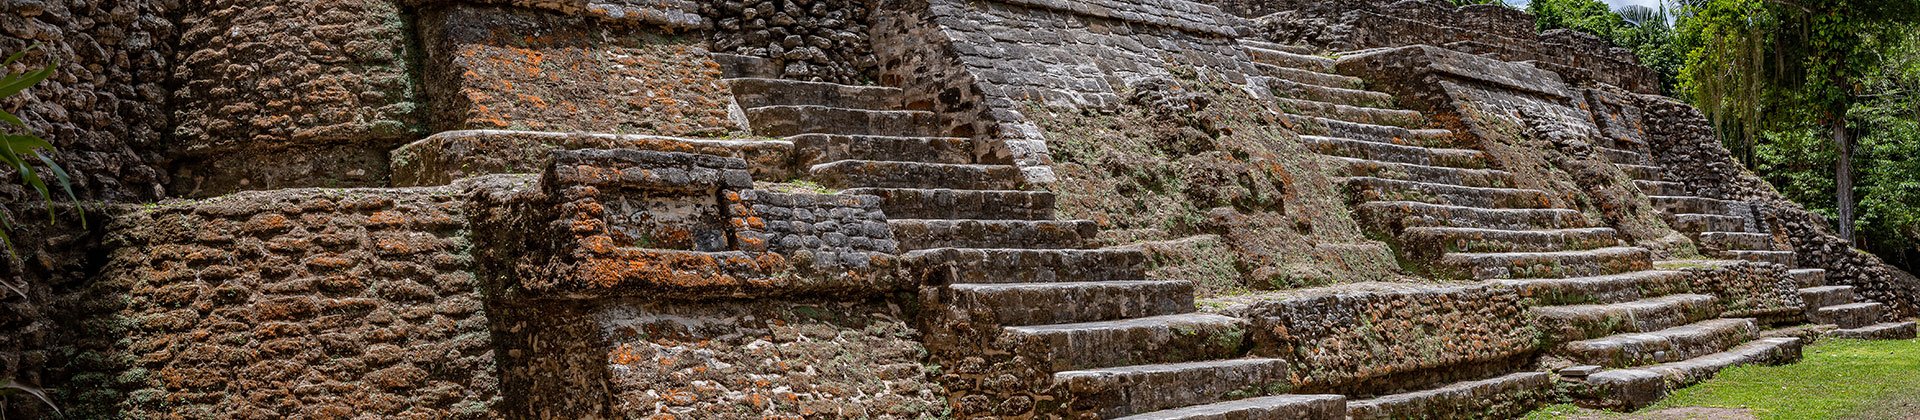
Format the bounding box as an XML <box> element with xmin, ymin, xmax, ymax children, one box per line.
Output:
<box><xmin>1532</xmin><ymin>0</ymin><xmax>1920</xmax><ymax>271</ymax></box>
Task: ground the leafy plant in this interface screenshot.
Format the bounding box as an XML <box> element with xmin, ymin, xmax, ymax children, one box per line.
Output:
<box><xmin>0</xmin><ymin>44</ymin><xmax>75</xmax><ymax>418</ymax></box>
<box><xmin>0</xmin><ymin>44</ymin><xmax>81</xmax><ymax>262</ymax></box>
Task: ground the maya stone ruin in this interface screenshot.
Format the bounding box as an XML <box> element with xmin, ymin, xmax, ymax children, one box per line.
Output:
<box><xmin>1</xmin><ymin>0</ymin><xmax>1917</xmax><ymax>418</ymax></box>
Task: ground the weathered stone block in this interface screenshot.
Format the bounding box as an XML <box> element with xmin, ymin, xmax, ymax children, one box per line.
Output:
<box><xmin>171</xmin><ymin>0</ymin><xmax>422</xmax><ymax>196</ymax></box>
<box><xmin>420</xmin><ymin>4</ymin><xmax>742</xmax><ymax>136</ymax></box>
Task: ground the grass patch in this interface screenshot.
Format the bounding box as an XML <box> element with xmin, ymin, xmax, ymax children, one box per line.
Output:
<box><xmin>1527</xmin><ymin>338</ymin><xmax>1920</xmax><ymax>419</ymax></box>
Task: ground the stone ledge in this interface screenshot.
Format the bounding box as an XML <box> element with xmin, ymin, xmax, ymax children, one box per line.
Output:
<box><xmin>390</xmin><ymin>130</ymin><xmax>795</xmax><ymax>187</ymax></box>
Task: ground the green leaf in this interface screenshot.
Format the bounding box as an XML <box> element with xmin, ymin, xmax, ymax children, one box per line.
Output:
<box><xmin>34</xmin><ymin>150</ymin><xmax>81</xmax><ymax>228</ymax></box>
<box><xmin>0</xmin><ymin>109</ymin><xmax>21</xmax><ymax>128</ymax></box>
<box><xmin>1</xmin><ymin>377</ymin><xmax>61</xmax><ymax>417</ymax></box>
<box><xmin>0</xmin><ymin>63</ymin><xmax>56</xmax><ymax>100</ymax></box>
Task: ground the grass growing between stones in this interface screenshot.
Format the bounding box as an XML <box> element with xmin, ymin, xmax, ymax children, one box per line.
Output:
<box><xmin>1527</xmin><ymin>338</ymin><xmax>1920</xmax><ymax>419</ymax></box>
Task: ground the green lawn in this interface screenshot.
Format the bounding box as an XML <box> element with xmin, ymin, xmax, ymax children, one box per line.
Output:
<box><xmin>1526</xmin><ymin>338</ymin><xmax>1920</xmax><ymax>420</ymax></box>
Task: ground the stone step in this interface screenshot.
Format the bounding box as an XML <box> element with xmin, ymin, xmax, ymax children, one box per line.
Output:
<box><xmin>1436</xmin><ymin>246</ymin><xmax>1653</xmax><ymax>280</ymax></box>
<box><xmin>713</xmin><ymin>53</ymin><xmax>779</xmax><ymax>79</ymax></box>
<box><xmin>1007</xmin><ymin>314</ymin><xmax>1248</xmax><ymax>372</ymax></box>
<box><xmin>1559</xmin><ymin>318</ymin><xmax>1760</xmax><ymax>368</ymax></box>
<box><xmin>1343</xmin><ymin>177</ymin><xmax>1554</xmax><ymax>209</ymax></box>
<box><xmin>1635</xmin><ymin>180</ymin><xmax>1687</xmax><ymax>196</ymax></box>
<box><xmin>1725</xmin><ymin>250</ymin><xmax>1795</xmax><ymax>266</ymax></box>
<box><xmin>904</xmin><ymin>248</ymin><xmax>1148</xmax><ymax>285</ymax></box>
<box><xmin>728</xmin><ymin>78</ymin><xmax>906</xmax><ymax>110</ymax></box>
<box><xmin>746</xmin><ymin>105</ymin><xmax>942</xmax><ymax>137</ymax></box>
<box><xmin>1582</xmin><ymin>337</ymin><xmax>1801</xmax><ymax>410</ymax></box>
<box><xmin>843</xmin><ymin>188</ymin><xmax>1055</xmax><ymax>220</ymax></box>
<box><xmin>1115</xmin><ymin>394</ymin><xmax>1346</xmax><ymax>420</ymax></box>
<box><xmin>1491</xmin><ymin>270</ymin><xmax>1692</xmax><ymax>307</ymax></box>
<box><xmin>1650</xmin><ymin>196</ymin><xmax>1745</xmax><ymax>216</ymax></box>
<box><xmin>1060</xmin><ymin>358</ymin><xmax>1293</xmax><ymax>418</ymax></box>
<box><xmin>1618</xmin><ymin>164</ymin><xmax>1664</xmax><ymax>181</ymax></box>
<box><xmin>1245</xmin><ymin>45</ymin><xmax>1335</xmax><ymax>72</ymax></box>
<box><xmin>1240</xmin><ymin>39</ymin><xmax>1317</xmax><ymax>56</ymax></box>
<box><xmin>1401</xmin><ymin>227</ymin><xmax>1620</xmax><ymax>256</ymax></box>
<box><xmin>1345</xmin><ymin>372</ymin><xmax>1552</xmax><ymax>420</ymax></box>
<box><xmin>1695</xmin><ymin>232</ymin><xmax>1774</xmax><ymax>253</ymax></box>
<box><xmin>1326</xmin><ymin>156</ymin><xmax>1515</xmax><ymax>189</ymax></box>
<box><xmin>950</xmin><ymin>280</ymin><xmax>1195</xmax><ymax>326</ymax></box>
<box><xmin>809</xmin><ymin>160</ymin><xmax>1021</xmax><ymax>190</ymax></box>
<box><xmin>1356</xmin><ymin>201</ymin><xmax>1590</xmax><ymax>232</ymax></box>
<box><xmin>1811</xmin><ymin>302</ymin><xmax>1884</xmax><ymax>329</ymax></box>
<box><xmin>1253</xmin><ymin>62</ymin><xmax>1366</xmax><ymax>91</ymax></box>
<box><xmin>1831</xmin><ymin>321</ymin><xmax>1918</xmax><ymax>340</ymax></box>
<box><xmin>1306</xmin><ymin>117</ymin><xmax>1458</xmax><ymax>148</ymax></box>
<box><xmin>1532</xmin><ymin>293</ymin><xmax>1722</xmax><ymax>343</ymax></box>
<box><xmin>1268</xmin><ymin>78</ymin><xmax>1394</xmax><ymax>109</ymax></box>
<box><xmin>1789</xmin><ymin>269</ymin><xmax>1827</xmax><ymax>288</ymax></box>
<box><xmin>1798</xmin><ymin>286</ymin><xmax>1856</xmax><ymax>310</ymax></box>
<box><xmin>790</xmin><ymin>134</ymin><xmax>980</xmax><ymax>167</ymax></box>
<box><xmin>1667</xmin><ymin>213</ymin><xmax>1751</xmax><ymax>234</ymax></box>
<box><xmin>889</xmin><ymin>219</ymin><xmax>1096</xmax><ymax>251</ymax></box>
<box><xmin>1304</xmin><ymin>136</ymin><xmax>1489</xmax><ymax>169</ymax></box>
<box><xmin>1598</xmin><ymin>147</ymin><xmax>1647</xmax><ymax>165</ymax></box>
<box><xmin>1278</xmin><ymin>98</ymin><xmax>1426</xmax><ymax>129</ymax></box>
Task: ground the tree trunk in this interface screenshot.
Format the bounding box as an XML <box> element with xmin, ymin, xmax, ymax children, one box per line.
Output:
<box><xmin>1834</xmin><ymin>119</ymin><xmax>1857</xmax><ymax>244</ymax></box>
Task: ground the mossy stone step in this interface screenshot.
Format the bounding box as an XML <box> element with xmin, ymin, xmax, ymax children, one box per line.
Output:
<box><xmin>1634</xmin><ymin>180</ymin><xmax>1687</xmax><ymax>196</ymax></box>
<box><xmin>889</xmin><ymin>219</ymin><xmax>1096</xmax><ymax>251</ymax></box>
<box><xmin>1532</xmin><ymin>293</ymin><xmax>1722</xmax><ymax>343</ymax></box>
<box><xmin>903</xmin><ymin>248</ymin><xmax>1147</xmax><ymax>285</ymax></box>
<box><xmin>1058</xmin><ymin>358</ymin><xmax>1293</xmax><ymax>418</ymax></box>
<box><xmin>1724</xmin><ymin>250</ymin><xmax>1795</xmax><ymax>266</ymax></box>
<box><xmin>1435</xmin><ymin>246</ymin><xmax>1653</xmax><ymax>280</ymax></box>
<box><xmin>809</xmin><ymin>160</ymin><xmax>1021</xmax><ymax>190</ymax></box>
<box><xmin>1491</xmin><ymin>270</ymin><xmax>1691</xmax><ymax>306</ymax></box>
<box><xmin>1666</xmin><ymin>213</ymin><xmax>1752</xmax><ymax>234</ymax></box>
<box><xmin>1798</xmin><ymin>286</ymin><xmax>1855</xmax><ymax>310</ymax></box>
<box><xmin>1269</xmin><ymin>78</ymin><xmax>1394</xmax><ymax>109</ymax></box>
<box><xmin>1304</xmin><ymin>136</ymin><xmax>1489</xmax><ymax>169</ymax></box>
<box><xmin>728</xmin><ymin>78</ymin><xmax>907</xmax><ymax>110</ymax></box>
<box><xmin>1558</xmin><ymin>318</ymin><xmax>1760</xmax><ymax>368</ymax></box>
<box><xmin>1277</xmin><ymin>98</ymin><xmax>1427</xmax><ymax>129</ymax></box>
<box><xmin>1597</xmin><ymin>147</ymin><xmax>1647</xmax><ymax>165</ymax></box>
<box><xmin>1618</xmin><ymin>164</ymin><xmax>1664</xmax><ymax>181</ymax></box>
<box><xmin>1254</xmin><ymin>62</ymin><xmax>1366</xmax><ymax>90</ymax></box>
<box><xmin>1345</xmin><ymin>372</ymin><xmax>1552</xmax><ymax>420</ymax></box>
<box><xmin>1650</xmin><ymin>195</ymin><xmax>1746</xmax><ymax>217</ymax></box>
<box><xmin>1694</xmin><ymin>232</ymin><xmax>1774</xmax><ymax>253</ymax></box>
<box><xmin>1342</xmin><ymin>177</ymin><xmax>1556</xmax><ymax>210</ymax></box>
<box><xmin>1245</xmin><ymin>45</ymin><xmax>1335</xmax><ymax>72</ymax></box>
<box><xmin>1582</xmin><ymin>337</ymin><xmax>1802</xmax><ymax>410</ymax></box>
<box><xmin>1811</xmin><ymin>302</ymin><xmax>1885</xmax><ymax>329</ymax></box>
<box><xmin>1356</xmin><ymin>201</ymin><xmax>1591</xmax><ymax>232</ymax></box>
<box><xmin>1789</xmin><ymin>269</ymin><xmax>1828</xmax><ymax>288</ymax></box>
<box><xmin>843</xmin><ymin>188</ymin><xmax>1055</xmax><ymax>221</ymax></box>
<box><xmin>949</xmin><ymin>280</ymin><xmax>1195</xmax><ymax>326</ymax></box>
<box><xmin>1326</xmin><ymin>156</ymin><xmax>1515</xmax><ymax>189</ymax></box>
<box><xmin>1400</xmin><ymin>226</ymin><xmax>1620</xmax><ymax>256</ymax></box>
<box><xmin>789</xmin><ymin>134</ymin><xmax>981</xmax><ymax>167</ymax></box>
<box><xmin>1831</xmin><ymin>321</ymin><xmax>1917</xmax><ymax>340</ymax></box>
<box><xmin>746</xmin><ymin>105</ymin><xmax>942</xmax><ymax>137</ymax></box>
<box><xmin>1303</xmin><ymin>117</ymin><xmax>1458</xmax><ymax>149</ymax></box>
<box><xmin>1006</xmin><ymin>313</ymin><xmax>1249</xmax><ymax>372</ymax></box>
<box><xmin>1115</xmin><ymin>394</ymin><xmax>1346</xmax><ymax>420</ymax></box>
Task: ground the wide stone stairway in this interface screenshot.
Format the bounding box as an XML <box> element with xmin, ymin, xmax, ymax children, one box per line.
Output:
<box><xmin>1602</xmin><ymin>133</ymin><xmax>1917</xmax><ymax>341</ymax></box>
<box><xmin>1242</xmin><ymin>39</ymin><xmax>1818</xmax><ymax>410</ymax></box>
<box><xmin>725</xmin><ymin>54</ymin><xmax>1351</xmax><ymax>418</ymax></box>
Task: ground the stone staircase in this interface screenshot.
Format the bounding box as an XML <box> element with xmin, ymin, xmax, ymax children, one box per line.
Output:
<box><xmin>1599</xmin><ymin>128</ymin><xmax>1916</xmax><ymax>341</ymax></box>
<box><xmin>1243</xmin><ymin>39</ymin><xmax>1818</xmax><ymax>411</ymax></box>
<box><xmin>724</xmin><ymin>53</ymin><xmax>1350</xmax><ymax>418</ymax></box>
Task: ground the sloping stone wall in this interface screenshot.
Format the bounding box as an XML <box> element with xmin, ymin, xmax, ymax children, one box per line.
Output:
<box><xmin>169</xmin><ymin>0</ymin><xmax>423</xmax><ymax>197</ymax></box>
<box><xmin>66</xmin><ymin>186</ymin><xmax>500</xmax><ymax>418</ymax></box>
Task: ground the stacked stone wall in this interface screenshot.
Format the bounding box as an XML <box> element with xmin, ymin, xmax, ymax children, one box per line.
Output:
<box><xmin>0</xmin><ymin>0</ymin><xmax>174</xmax><ymax>202</ymax></box>
<box><xmin>703</xmin><ymin>0</ymin><xmax>879</xmax><ymax>84</ymax></box>
<box><xmin>60</xmin><ymin>186</ymin><xmax>500</xmax><ymax>418</ymax></box>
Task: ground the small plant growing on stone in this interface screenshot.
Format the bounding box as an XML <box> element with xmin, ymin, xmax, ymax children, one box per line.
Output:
<box><xmin>0</xmin><ymin>45</ymin><xmax>82</xmax><ymax>259</ymax></box>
